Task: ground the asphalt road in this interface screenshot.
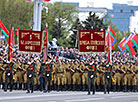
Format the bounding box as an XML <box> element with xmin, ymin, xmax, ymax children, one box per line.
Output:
<box><xmin>0</xmin><ymin>90</ymin><xmax>138</xmax><ymax>102</ymax></box>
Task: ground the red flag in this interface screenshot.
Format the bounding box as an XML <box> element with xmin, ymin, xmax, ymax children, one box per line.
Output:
<box><xmin>109</xmin><ymin>26</ymin><xmax>117</xmax><ymax>39</ymax></box>
<box><xmin>124</xmin><ymin>40</ymin><xmax>136</xmax><ymax>56</ymax></box>
<box><xmin>11</xmin><ymin>27</ymin><xmax>15</xmax><ymax>46</ymax></box>
<box><xmin>16</xmin><ymin>27</ymin><xmax>19</xmax><ymax>35</ymax></box>
<box><xmin>118</xmin><ymin>37</ymin><xmax>127</xmax><ymax>53</ymax></box>
<box><xmin>131</xmin><ymin>33</ymin><xmax>138</xmax><ymax>49</ymax></box>
<box><xmin>43</xmin><ymin>27</ymin><xmax>48</xmax><ymax>61</ymax></box>
<box><xmin>9</xmin><ymin>29</ymin><xmax>13</xmax><ymax>62</ymax></box>
<box><xmin>44</xmin><ymin>0</ymin><xmax>51</xmax><ymax>2</ymax></box>
<box><xmin>0</xmin><ymin>20</ymin><xmax>9</xmax><ymax>35</ymax></box>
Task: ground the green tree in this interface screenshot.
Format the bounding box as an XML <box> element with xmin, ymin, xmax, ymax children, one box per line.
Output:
<box><xmin>41</xmin><ymin>2</ymin><xmax>78</xmax><ymax>47</ymax></box>
<box><xmin>0</xmin><ymin>0</ymin><xmax>33</xmax><ymax>30</ymax></box>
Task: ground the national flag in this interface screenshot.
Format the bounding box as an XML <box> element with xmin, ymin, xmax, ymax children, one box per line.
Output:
<box><xmin>8</xmin><ymin>29</ymin><xmax>13</xmax><ymax>62</ymax></box>
<box><xmin>118</xmin><ymin>36</ymin><xmax>127</xmax><ymax>53</ymax></box>
<box><xmin>0</xmin><ymin>20</ymin><xmax>9</xmax><ymax>36</ymax></box>
<box><xmin>109</xmin><ymin>26</ymin><xmax>117</xmax><ymax>39</ymax></box>
<box><xmin>131</xmin><ymin>33</ymin><xmax>138</xmax><ymax>50</ymax></box>
<box><xmin>106</xmin><ymin>27</ymin><xmax>117</xmax><ymax>50</ymax></box>
<box><xmin>0</xmin><ymin>28</ymin><xmax>9</xmax><ymax>38</ymax></box>
<box><xmin>16</xmin><ymin>27</ymin><xmax>19</xmax><ymax>36</ymax></box>
<box><xmin>124</xmin><ymin>40</ymin><xmax>136</xmax><ymax>56</ymax></box>
<box><xmin>43</xmin><ymin>27</ymin><xmax>48</xmax><ymax>61</ymax></box>
<box><xmin>123</xmin><ymin>33</ymin><xmax>134</xmax><ymax>47</ymax></box>
<box><xmin>11</xmin><ymin>27</ymin><xmax>15</xmax><ymax>47</ymax></box>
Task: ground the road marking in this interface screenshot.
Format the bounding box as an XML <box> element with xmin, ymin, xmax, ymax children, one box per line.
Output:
<box><xmin>0</xmin><ymin>92</ymin><xmax>88</xmax><ymax>101</ymax></box>
<box><xmin>65</xmin><ymin>98</ymin><xmax>104</xmax><ymax>102</ymax></box>
<box><xmin>111</xmin><ymin>94</ymin><xmax>138</xmax><ymax>99</ymax></box>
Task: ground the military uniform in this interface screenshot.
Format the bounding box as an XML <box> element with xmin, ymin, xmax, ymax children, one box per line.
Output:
<box><xmin>71</xmin><ymin>61</ymin><xmax>81</xmax><ymax>91</ymax></box>
<box><xmin>112</xmin><ymin>62</ymin><xmax>121</xmax><ymax>92</ymax></box>
<box><xmin>87</xmin><ymin>62</ymin><xmax>97</xmax><ymax>95</ymax></box>
<box><xmin>103</xmin><ymin>63</ymin><xmax>113</xmax><ymax>94</ymax></box>
<box><xmin>56</xmin><ymin>61</ymin><xmax>66</xmax><ymax>91</ymax></box>
<box><xmin>26</xmin><ymin>62</ymin><xmax>35</xmax><ymax>93</ymax></box>
<box><xmin>34</xmin><ymin>60</ymin><xmax>41</xmax><ymax>90</ymax></box>
<box><xmin>22</xmin><ymin>61</ymin><xmax>29</xmax><ymax>90</ymax></box>
<box><xmin>40</xmin><ymin>62</ymin><xmax>52</xmax><ymax>92</ymax></box>
<box><xmin>13</xmin><ymin>60</ymin><xmax>22</xmax><ymax>90</ymax></box>
<box><xmin>0</xmin><ymin>60</ymin><xmax>4</xmax><ymax>89</ymax></box>
<box><xmin>4</xmin><ymin>62</ymin><xmax>14</xmax><ymax>92</ymax></box>
<box><xmin>64</xmin><ymin>61</ymin><xmax>71</xmax><ymax>90</ymax></box>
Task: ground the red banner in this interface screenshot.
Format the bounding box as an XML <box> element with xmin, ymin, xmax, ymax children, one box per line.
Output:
<box><xmin>19</xmin><ymin>30</ymin><xmax>43</xmax><ymax>53</ymax></box>
<box><xmin>79</xmin><ymin>30</ymin><xmax>105</xmax><ymax>52</ymax></box>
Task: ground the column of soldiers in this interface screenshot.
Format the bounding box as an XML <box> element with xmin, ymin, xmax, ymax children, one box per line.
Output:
<box><xmin>0</xmin><ymin>57</ymin><xmax>138</xmax><ymax>93</ymax></box>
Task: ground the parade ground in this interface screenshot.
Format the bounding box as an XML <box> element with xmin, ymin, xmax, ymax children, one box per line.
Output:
<box><xmin>0</xmin><ymin>90</ymin><xmax>138</xmax><ymax>102</ymax></box>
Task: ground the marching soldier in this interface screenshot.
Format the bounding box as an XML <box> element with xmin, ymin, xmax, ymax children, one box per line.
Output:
<box><xmin>56</xmin><ymin>60</ymin><xmax>66</xmax><ymax>91</ymax></box>
<box><xmin>71</xmin><ymin>60</ymin><xmax>81</xmax><ymax>91</ymax></box>
<box><xmin>13</xmin><ymin>59</ymin><xmax>22</xmax><ymax>90</ymax></box>
<box><xmin>103</xmin><ymin>62</ymin><xmax>113</xmax><ymax>94</ymax></box>
<box><xmin>22</xmin><ymin>59</ymin><xmax>29</xmax><ymax>90</ymax></box>
<box><xmin>34</xmin><ymin>59</ymin><xmax>41</xmax><ymax>91</ymax></box>
<box><xmin>0</xmin><ymin>58</ymin><xmax>4</xmax><ymax>89</ymax></box>
<box><xmin>112</xmin><ymin>61</ymin><xmax>121</xmax><ymax>92</ymax></box>
<box><xmin>4</xmin><ymin>60</ymin><xmax>14</xmax><ymax>92</ymax></box>
<box><xmin>87</xmin><ymin>58</ymin><xmax>98</xmax><ymax>95</ymax></box>
<box><xmin>80</xmin><ymin>60</ymin><xmax>88</xmax><ymax>91</ymax></box>
<box><xmin>40</xmin><ymin>60</ymin><xmax>52</xmax><ymax>93</ymax></box>
<box><xmin>26</xmin><ymin>58</ymin><xmax>35</xmax><ymax>93</ymax></box>
<box><xmin>64</xmin><ymin>60</ymin><xmax>72</xmax><ymax>90</ymax></box>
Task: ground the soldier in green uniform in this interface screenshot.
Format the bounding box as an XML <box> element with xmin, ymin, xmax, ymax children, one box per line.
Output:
<box><xmin>26</xmin><ymin>58</ymin><xmax>35</xmax><ymax>93</ymax></box>
<box><xmin>0</xmin><ymin>58</ymin><xmax>4</xmax><ymax>89</ymax></box>
<box><xmin>103</xmin><ymin>62</ymin><xmax>113</xmax><ymax>94</ymax></box>
<box><xmin>4</xmin><ymin>60</ymin><xmax>14</xmax><ymax>92</ymax></box>
<box><xmin>87</xmin><ymin>57</ymin><xmax>98</xmax><ymax>95</ymax></box>
<box><xmin>40</xmin><ymin>60</ymin><xmax>52</xmax><ymax>93</ymax></box>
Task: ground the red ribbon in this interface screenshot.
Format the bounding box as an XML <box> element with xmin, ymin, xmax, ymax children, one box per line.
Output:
<box><xmin>92</xmin><ymin>65</ymin><xmax>95</xmax><ymax>71</ymax></box>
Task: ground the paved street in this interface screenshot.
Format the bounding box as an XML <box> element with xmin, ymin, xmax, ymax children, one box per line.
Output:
<box><xmin>0</xmin><ymin>90</ymin><xmax>138</xmax><ymax>102</ymax></box>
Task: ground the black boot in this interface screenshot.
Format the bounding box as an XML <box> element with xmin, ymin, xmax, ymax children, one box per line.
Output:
<box><xmin>117</xmin><ymin>85</ymin><xmax>120</xmax><ymax>92</ymax></box>
<box><xmin>10</xmin><ymin>84</ymin><xmax>13</xmax><ymax>92</ymax></box>
<box><xmin>113</xmin><ymin>85</ymin><xmax>116</xmax><ymax>92</ymax></box>
<box><xmin>14</xmin><ymin>83</ymin><xmax>17</xmax><ymax>90</ymax></box>
<box><xmin>57</xmin><ymin>85</ymin><xmax>60</xmax><ymax>91</ymax></box>
<box><xmin>123</xmin><ymin>85</ymin><xmax>127</xmax><ymax>92</ymax></box>
<box><xmin>82</xmin><ymin>84</ymin><xmax>85</xmax><ymax>91</ymax></box>
<box><xmin>4</xmin><ymin>83</ymin><xmax>7</xmax><ymax>92</ymax></box>
<box><xmin>23</xmin><ymin>83</ymin><xmax>26</xmax><ymax>90</ymax></box>
<box><xmin>2</xmin><ymin>83</ymin><xmax>5</xmax><ymax>89</ymax></box>
<box><xmin>97</xmin><ymin>85</ymin><xmax>100</xmax><ymax>92</ymax></box>
<box><xmin>54</xmin><ymin>84</ymin><xmax>57</xmax><ymax>90</ymax></box>
<box><xmin>19</xmin><ymin>83</ymin><xmax>22</xmax><ymax>90</ymax></box>
<box><xmin>73</xmin><ymin>84</ymin><xmax>75</xmax><ymax>91</ymax></box>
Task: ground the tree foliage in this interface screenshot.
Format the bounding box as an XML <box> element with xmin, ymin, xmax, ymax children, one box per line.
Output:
<box><xmin>42</xmin><ymin>2</ymin><xmax>79</xmax><ymax>47</ymax></box>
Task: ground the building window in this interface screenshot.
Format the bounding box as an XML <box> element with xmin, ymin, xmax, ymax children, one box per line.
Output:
<box><xmin>120</xmin><ymin>9</ymin><xmax>123</xmax><ymax>13</ymax></box>
<box><xmin>131</xmin><ymin>9</ymin><xmax>133</xmax><ymax>13</ymax></box>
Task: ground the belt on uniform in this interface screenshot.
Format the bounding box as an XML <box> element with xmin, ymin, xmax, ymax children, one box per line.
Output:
<box><xmin>57</xmin><ymin>72</ymin><xmax>64</xmax><ymax>74</ymax></box>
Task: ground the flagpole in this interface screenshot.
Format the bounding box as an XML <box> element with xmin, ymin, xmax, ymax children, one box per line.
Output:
<box><xmin>8</xmin><ymin>26</ymin><xmax>11</xmax><ymax>62</ymax></box>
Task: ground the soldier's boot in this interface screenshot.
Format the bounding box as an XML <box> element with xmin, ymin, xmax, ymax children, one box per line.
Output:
<box><xmin>4</xmin><ymin>83</ymin><xmax>7</xmax><ymax>92</ymax></box>
<box><xmin>57</xmin><ymin>85</ymin><xmax>60</xmax><ymax>91</ymax></box>
<box><xmin>34</xmin><ymin>84</ymin><xmax>38</xmax><ymax>91</ymax></box>
<box><xmin>77</xmin><ymin>85</ymin><xmax>81</xmax><ymax>91</ymax></box>
<box><xmin>117</xmin><ymin>85</ymin><xmax>120</xmax><ymax>92</ymax></box>
<box><xmin>31</xmin><ymin>85</ymin><xmax>34</xmax><ymax>93</ymax></box>
<box><xmin>19</xmin><ymin>83</ymin><xmax>22</xmax><ymax>90</ymax></box>
<box><xmin>62</xmin><ymin>84</ymin><xmax>67</xmax><ymax>91</ymax></box>
<box><xmin>132</xmin><ymin>85</ymin><xmax>136</xmax><ymax>92</ymax></box>
<box><xmin>23</xmin><ymin>83</ymin><xmax>26</xmax><ymax>90</ymax></box>
<box><xmin>128</xmin><ymin>85</ymin><xmax>131</xmax><ymax>92</ymax></box>
<box><xmin>82</xmin><ymin>84</ymin><xmax>85</xmax><ymax>91</ymax></box>
<box><xmin>54</xmin><ymin>84</ymin><xmax>57</xmax><ymax>90</ymax></box>
<box><xmin>123</xmin><ymin>85</ymin><xmax>127</xmax><ymax>92</ymax></box>
<box><xmin>104</xmin><ymin>86</ymin><xmax>107</xmax><ymax>94</ymax></box>
<box><xmin>137</xmin><ymin>85</ymin><xmax>138</xmax><ymax>92</ymax></box>
<box><xmin>113</xmin><ymin>85</ymin><xmax>116</xmax><ymax>92</ymax></box>
<box><xmin>2</xmin><ymin>83</ymin><xmax>5</xmax><ymax>89</ymax></box>
<box><xmin>73</xmin><ymin>84</ymin><xmax>75</xmax><ymax>91</ymax></box>
<box><xmin>14</xmin><ymin>83</ymin><xmax>17</xmax><ymax>90</ymax></box>
<box><xmin>10</xmin><ymin>84</ymin><xmax>13</xmax><ymax>92</ymax></box>
<box><xmin>44</xmin><ymin>85</ymin><xmax>48</xmax><ymax>93</ymax></box>
<box><xmin>97</xmin><ymin>85</ymin><xmax>100</xmax><ymax>92</ymax></box>
<box><xmin>40</xmin><ymin>84</ymin><xmax>43</xmax><ymax>91</ymax></box>
<box><xmin>93</xmin><ymin>86</ymin><xmax>96</xmax><ymax>95</ymax></box>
